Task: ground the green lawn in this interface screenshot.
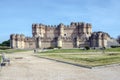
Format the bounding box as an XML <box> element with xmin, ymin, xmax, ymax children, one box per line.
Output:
<box><xmin>38</xmin><ymin>48</ymin><xmax>120</xmax><ymax>67</ymax></box>
<box><xmin>106</xmin><ymin>48</ymin><xmax>120</xmax><ymax>52</ymax></box>
<box><xmin>41</xmin><ymin>48</ymin><xmax>120</xmax><ymax>53</ymax></box>
<box><xmin>41</xmin><ymin>49</ymin><xmax>98</xmax><ymax>53</ymax></box>
<box><xmin>0</xmin><ymin>56</ymin><xmax>1</xmax><ymax>62</ymax></box>
<box><xmin>0</xmin><ymin>49</ymin><xmax>30</xmax><ymax>54</ymax></box>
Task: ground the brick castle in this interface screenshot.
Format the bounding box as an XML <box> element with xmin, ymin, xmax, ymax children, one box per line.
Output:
<box><xmin>10</xmin><ymin>22</ymin><xmax>118</xmax><ymax>49</ymax></box>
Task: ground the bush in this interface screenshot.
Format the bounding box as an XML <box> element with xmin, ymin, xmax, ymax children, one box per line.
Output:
<box><xmin>0</xmin><ymin>46</ymin><xmax>11</xmax><ymax>50</ymax></box>
<box><xmin>57</xmin><ymin>46</ymin><xmax>62</xmax><ymax>49</ymax></box>
<box><xmin>47</xmin><ymin>46</ymin><xmax>54</xmax><ymax>49</ymax></box>
<box><xmin>84</xmin><ymin>46</ymin><xmax>90</xmax><ymax>50</ymax></box>
<box><xmin>111</xmin><ymin>45</ymin><xmax>120</xmax><ymax>48</ymax></box>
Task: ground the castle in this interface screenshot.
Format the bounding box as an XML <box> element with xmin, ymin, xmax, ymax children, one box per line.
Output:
<box><xmin>10</xmin><ymin>22</ymin><xmax>118</xmax><ymax>49</ymax></box>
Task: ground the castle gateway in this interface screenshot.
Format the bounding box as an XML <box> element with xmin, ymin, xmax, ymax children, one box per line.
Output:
<box><xmin>10</xmin><ymin>22</ymin><xmax>118</xmax><ymax>49</ymax></box>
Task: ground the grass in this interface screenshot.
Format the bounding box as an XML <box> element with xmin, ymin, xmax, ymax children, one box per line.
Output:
<box><xmin>106</xmin><ymin>48</ymin><xmax>120</xmax><ymax>52</ymax></box>
<box><xmin>0</xmin><ymin>49</ymin><xmax>30</xmax><ymax>54</ymax></box>
<box><xmin>41</xmin><ymin>49</ymin><xmax>98</xmax><ymax>53</ymax></box>
<box><xmin>41</xmin><ymin>48</ymin><xmax>120</xmax><ymax>53</ymax></box>
<box><xmin>38</xmin><ymin>48</ymin><xmax>120</xmax><ymax>67</ymax></box>
<box><xmin>0</xmin><ymin>56</ymin><xmax>1</xmax><ymax>62</ymax></box>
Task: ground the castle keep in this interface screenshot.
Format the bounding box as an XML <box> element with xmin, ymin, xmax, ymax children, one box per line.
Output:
<box><xmin>10</xmin><ymin>22</ymin><xmax>117</xmax><ymax>49</ymax></box>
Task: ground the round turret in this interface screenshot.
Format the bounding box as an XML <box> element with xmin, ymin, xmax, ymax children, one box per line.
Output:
<box><xmin>10</xmin><ymin>34</ymin><xmax>16</xmax><ymax>39</ymax></box>
<box><xmin>91</xmin><ymin>33</ymin><xmax>97</xmax><ymax>39</ymax></box>
<box><xmin>32</xmin><ymin>24</ymin><xmax>36</xmax><ymax>27</ymax></box>
<box><xmin>98</xmin><ymin>33</ymin><xmax>102</xmax><ymax>39</ymax></box>
<box><xmin>32</xmin><ymin>24</ymin><xmax>39</xmax><ymax>29</ymax></box>
<box><xmin>59</xmin><ymin>23</ymin><xmax>64</xmax><ymax>28</ymax></box>
<box><xmin>59</xmin><ymin>23</ymin><xmax>64</xmax><ymax>26</ymax></box>
<box><xmin>16</xmin><ymin>34</ymin><xmax>20</xmax><ymax>39</ymax></box>
<box><xmin>32</xmin><ymin>24</ymin><xmax>39</xmax><ymax>30</ymax></box>
<box><xmin>102</xmin><ymin>34</ymin><xmax>107</xmax><ymax>39</ymax></box>
<box><xmin>39</xmin><ymin>23</ymin><xmax>43</xmax><ymax>26</ymax></box>
<box><xmin>20</xmin><ymin>34</ymin><xmax>25</xmax><ymax>40</ymax></box>
<box><xmin>70</xmin><ymin>22</ymin><xmax>75</xmax><ymax>26</ymax></box>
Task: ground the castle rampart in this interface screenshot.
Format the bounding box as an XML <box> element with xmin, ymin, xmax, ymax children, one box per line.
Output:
<box><xmin>10</xmin><ymin>22</ymin><xmax>118</xmax><ymax>49</ymax></box>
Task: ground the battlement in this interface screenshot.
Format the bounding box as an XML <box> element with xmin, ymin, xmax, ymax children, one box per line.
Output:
<box><xmin>10</xmin><ymin>21</ymin><xmax>117</xmax><ymax>49</ymax></box>
<box><xmin>90</xmin><ymin>32</ymin><xmax>108</xmax><ymax>40</ymax></box>
<box><xmin>32</xmin><ymin>22</ymin><xmax>92</xmax><ymax>38</ymax></box>
<box><xmin>10</xmin><ymin>34</ymin><xmax>25</xmax><ymax>39</ymax></box>
<box><xmin>32</xmin><ymin>22</ymin><xmax>92</xmax><ymax>29</ymax></box>
<box><xmin>70</xmin><ymin>22</ymin><xmax>92</xmax><ymax>28</ymax></box>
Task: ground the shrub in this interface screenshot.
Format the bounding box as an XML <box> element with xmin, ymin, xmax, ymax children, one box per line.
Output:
<box><xmin>84</xmin><ymin>46</ymin><xmax>90</xmax><ymax>50</ymax></box>
<box><xmin>0</xmin><ymin>46</ymin><xmax>11</xmax><ymax>50</ymax></box>
<box><xmin>111</xmin><ymin>45</ymin><xmax>120</xmax><ymax>48</ymax></box>
<box><xmin>57</xmin><ymin>46</ymin><xmax>62</xmax><ymax>49</ymax></box>
<box><xmin>47</xmin><ymin>46</ymin><xmax>54</xmax><ymax>49</ymax></box>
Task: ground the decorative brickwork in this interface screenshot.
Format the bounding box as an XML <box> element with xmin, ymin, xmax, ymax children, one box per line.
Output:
<box><xmin>10</xmin><ymin>22</ymin><xmax>118</xmax><ymax>49</ymax></box>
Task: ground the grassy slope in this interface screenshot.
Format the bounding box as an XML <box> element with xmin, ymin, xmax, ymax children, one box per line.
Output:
<box><xmin>41</xmin><ymin>48</ymin><xmax>120</xmax><ymax>53</ymax></box>
<box><xmin>41</xmin><ymin>49</ymin><xmax>97</xmax><ymax>53</ymax></box>
<box><xmin>38</xmin><ymin>48</ymin><xmax>120</xmax><ymax>67</ymax></box>
<box><xmin>0</xmin><ymin>56</ymin><xmax>1</xmax><ymax>62</ymax></box>
<box><xmin>38</xmin><ymin>53</ymin><xmax>120</xmax><ymax>67</ymax></box>
<box><xmin>106</xmin><ymin>48</ymin><xmax>120</xmax><ymax>52</ymax></box>
<box><xmin>0</xmin><ymin>49</ymin><xmax>30</xmax><ymax>53</ymax></box>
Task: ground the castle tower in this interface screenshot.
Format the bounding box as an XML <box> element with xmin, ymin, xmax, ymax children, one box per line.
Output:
<box><xmin>20</xmin><ymin>34</ymin><xmax>25</xmax><ymax>49</ymax></box>
<box><xmin>86</xmin><ymin>23</ymin><xmax>92</xmax><ymax>37</ymax></box>
<box><xmin>37</xmin><ymin>37</ymin><xmax>41</xmax><ymax>48</ymax></box>
<box><xmin>90</xmin><ymin>32</ymin><xmax>108</xmax><ymax>48</ymax></box>
<box><xmin>102</xmin><ymin>34</ymin><xmax>107</xmax><ymax>47</ymax></box>
<box><xmin>32</xmin><ymin>24</ymin><xmax>39</xmax><ymax>37</ymax></box>
<box><xmin>82</xmin><ymin>22</ymin><xmax>87</xmax><ymax>34</ymax></box>
<box><xmin>10</xmin><ymin>34</ymin><xmax>16</xmax><ymax>48</ymax></box>
<box><xmin>90</xmin><ymin>33</ymin><xmax>97</xmax><ymax>47</ymax></box>
<box><xmin>97</xmin><ymin>33</ymin><xmax>102</xmax><ymax>47</ymax></box>
<box><xmin>57</xmin><ymin>36</ymin><xmax>62</xmax><ymax>47</ymax></box>
<box><xmin>16</xmin><ymin>34</ymin><xmax>21</xmax><ymax>48</ymax></box>
<box><xmin>39</xmin><ymin>24</ymin><xmax>43</xmax><ymax>37</ymax></box>
<box><xmin>76</xmin><ymin>36</ymin><xmax>79</xmax><ymax>48</ymax></box>
<box><xmin>59</xmin><ymin>23</ymin><xmax>64</xmax><ymax>37</ymax></box>
<box><xmin>78</xmin><ymin>22</ymin><xmax>87</xmax><ymax>34</ymax></box>
<box><xmin>32</xmin><ymin>24</ymin><xmax>36</xmax><ymax>37</ymax></box>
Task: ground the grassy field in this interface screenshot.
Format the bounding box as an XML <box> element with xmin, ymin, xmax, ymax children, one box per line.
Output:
<box><xmin>106</xmin><ymin>48</ymin><xmax>120</xmax><ymax>52</ymax></box>
<box><xmin>38</xmin><ymin>48</ymin><xmax>120</xmax><ymax>67</ymax></box>
<box><xmin>0</xmin><ymin>56</ymin><xmax>1</xmax><ymax>62</ymax></box>
<box><xmin>0</xmin><ymin>49</ymin><xmax>30</xmax><ymax>54</ymax></box>
<box><xmin>40</xmin><ymin>48</ymin><xmax>120</xmax><ymax>53</ymax></box>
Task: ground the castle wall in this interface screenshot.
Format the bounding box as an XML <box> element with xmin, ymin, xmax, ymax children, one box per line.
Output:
<box><xmin>40</xmin><ymin>41</ymin><xmax>57</xmax><ymax>48</ymax></box>
<box><xmin>45</xmin><ymin>27</ymin><xmax>59</xmax><ymax>38</ymax></box>
<box><xmin>24</xmin><ymin>38</ymin><xmax>36</xmax><ymax>49</ymax></box>
<box><xmin>62</xmin><ymin>41</ymin><xmax>74</xmax><ymax>49</ymax></box>
<box><xmin>32</xmin><ymin>22</ymin><xmax>92</xmax><ymax>39</ymax></box>
<box><xmin>64</xmin><ymin>27</ymin><xmax>78</xmax><ymax>37</ymax></box>
<box><xmin>11</xmin><ymin>22</ymin><xmax>118</xmax><ymax>49</ymax></box>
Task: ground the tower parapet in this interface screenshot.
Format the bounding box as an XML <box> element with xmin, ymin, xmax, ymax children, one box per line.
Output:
<box><xmin>10</xmin><ymin>34</ymin><xmax>25</xmax><ymax>49</ymax></box>
<box><xmin>59</xmin><ymin>23</ymin><xmax>64</xmax><ymax>37</ymax></box>
<box><xmin>90</xmin><ymin>32</ymin><xmax>109</xmax><ymax>47</ymax></box>
<box><xmin>11</xmin><ymin>21</ymin><xmax>118</xmax><ymax>49</ymax></box>
<box><xmin>10</xmin><ymin>34</ymin><xmax>16</xmax><ymax>48</ymax></box>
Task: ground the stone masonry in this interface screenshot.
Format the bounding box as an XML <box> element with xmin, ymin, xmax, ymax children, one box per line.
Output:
<box><xmin>10</xmin><ymin>22</ymin><xmax>118</xmax><ymax>49</ymax></box>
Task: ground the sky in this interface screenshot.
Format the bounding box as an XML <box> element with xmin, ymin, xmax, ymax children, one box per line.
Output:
<box><xmin>0</xmin><ymin>0</ymin><xmax>120</xmax><ymax>43</ymax></box>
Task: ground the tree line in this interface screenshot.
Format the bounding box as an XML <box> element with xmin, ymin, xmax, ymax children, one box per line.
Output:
<box><xmin>0</xmin><ymin>40</ymin><xmax>10</xmax><ymax>47</ymax></box>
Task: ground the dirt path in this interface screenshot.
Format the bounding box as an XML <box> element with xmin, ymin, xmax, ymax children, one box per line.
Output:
<box><xmin>0</xmin><ymin>51</ymin><xmax>120</xmax><ymax>80</ymax></box>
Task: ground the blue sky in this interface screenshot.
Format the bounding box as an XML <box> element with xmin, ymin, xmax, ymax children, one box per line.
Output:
<box><xmin>0</xmin><ymin>0</ymin><xmax>120</xmax><ymax>43</ymax></box>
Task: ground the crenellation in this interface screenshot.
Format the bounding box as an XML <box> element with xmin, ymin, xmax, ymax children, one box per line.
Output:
<box><xmin>10</xmin><ymin>22</ymin><xmax>117</xmax><ymax>49</ymax></box>
<box><xmin>54</xmin><ymin>25</ymin><xmax>57</xmax><ymax>27</ymax></box>
<box><xmin>70</xmin><ymin>22</ymin><xmax>76</xmax><ymax>26</ymax></box>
